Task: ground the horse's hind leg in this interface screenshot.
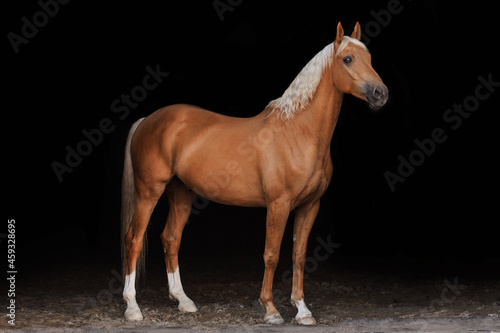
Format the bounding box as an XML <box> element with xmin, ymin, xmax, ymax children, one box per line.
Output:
<box><xmin>161</xmin><ymin>178</ymin><xmax>197</xmax><ymax>312</ymax></box>
<box><xmin>123</xmin><ymin>178</ymin><xmax>167</xmax><ymax>321</ymax></box>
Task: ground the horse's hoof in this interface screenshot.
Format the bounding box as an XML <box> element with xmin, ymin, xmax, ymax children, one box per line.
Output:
<box><xmin>124</xmin><ymin>308</ymin><xmax>143</xmax><ymax>321</ymax></box>
<box><xmin>178</xmin><ymin>299</ymin><xmax>198</xmax><ymax>313</ymax></box>
<box><xmin>264</xmin><ymin>313</ymin><xmax>284</xmax><ymax>325</ymax></box>
<box><xmin>296</xmin><ymin>314</ymin><xmax>317</xmax><ymax>326</ymax></box>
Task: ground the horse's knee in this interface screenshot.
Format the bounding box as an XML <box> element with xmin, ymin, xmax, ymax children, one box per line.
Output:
<box><xmin>263</xmin><ymin>251</ymin><xmax>279</xmax><ymax>269</ymax></box>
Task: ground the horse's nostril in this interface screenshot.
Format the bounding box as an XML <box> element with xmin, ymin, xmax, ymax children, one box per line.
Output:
<box><xmin>373</xmin><ymin>87</ymin><xmax>383</xmax><ymax>99</ymax></box>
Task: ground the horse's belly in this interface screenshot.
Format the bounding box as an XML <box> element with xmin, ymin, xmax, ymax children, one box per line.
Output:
<box><xmin>176</xmin><ymin>155</ymin><xmax>266</xmax><ymax>208</ymax></box>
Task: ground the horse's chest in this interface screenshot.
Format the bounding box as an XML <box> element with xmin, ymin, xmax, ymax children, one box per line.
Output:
<box><xmin>288</xmin><ymin>160</ymin><xmax>331</xmax><ymax>207</ymax></box>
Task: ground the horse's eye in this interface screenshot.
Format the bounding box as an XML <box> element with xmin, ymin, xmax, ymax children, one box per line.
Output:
<box><xmin>343</xmin><ymin>56</ymin><xmax>352</xmax><ymax>64</ymax></box>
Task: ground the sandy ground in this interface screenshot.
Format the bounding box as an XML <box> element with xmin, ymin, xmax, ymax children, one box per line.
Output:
<box><xmin>12</xmin><ymin>317</ymin><xmax>500</xmax><ymax>332</ymax></box>
<box><xmin>4</xmin><ymin>253</ymin><xmax>500</xmax><ymax>331</ymax></box>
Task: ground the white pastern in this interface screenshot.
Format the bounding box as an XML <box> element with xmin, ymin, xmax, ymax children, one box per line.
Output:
<box><xmin>291</xmin><ymin>298</ymin><xmax>317</xmax><ymax>326</ymax></box>
<box><xmin>123</xmin><ymin>272</ymin><xmax>143</xmax><ymax>321</ymax></box>
<box><xmin>167</xmin><ymin>267</ymin><xmax>198</xmax><ymax>312</ymax></box>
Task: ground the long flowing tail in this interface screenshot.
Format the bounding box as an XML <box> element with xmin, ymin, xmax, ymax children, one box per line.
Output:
<box><xmin>121</xmin><ymin>118</ymin><xmax>146</xmax><ymax>283</ymax></box>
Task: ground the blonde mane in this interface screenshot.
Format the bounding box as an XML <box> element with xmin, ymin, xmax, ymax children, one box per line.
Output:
<box><xmin>266</xmin><ymin>37</ymin><xmax>367</xmax><ymax>120</ymax></box>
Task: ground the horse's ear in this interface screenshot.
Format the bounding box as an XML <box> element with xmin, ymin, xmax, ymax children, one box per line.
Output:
<box><xmin>335</xmin><ymin>22</ymin><xmax>344</xmax><ymax>44</ymax></box>
<box><xmin>351</xmin><ymin>21</ymin><xmax>361</xmax><ymax>40</ymax></box>
<box><xmin>335</xmin><ymin>22</ymin><xmax>344</xmax><ymax>51</ymax></box>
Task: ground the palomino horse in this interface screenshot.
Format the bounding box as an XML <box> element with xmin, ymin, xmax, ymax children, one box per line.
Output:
<box><xmin>121</xmin><ymin>22</ymin><xmax>388</xmax><ymax>325</ymax></box>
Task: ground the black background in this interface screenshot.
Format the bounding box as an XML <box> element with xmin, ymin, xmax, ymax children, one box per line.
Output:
<box><xmin>3</xmin><ymin>0</ymin><xmax>499</xmax><ymax>275</ymax></box>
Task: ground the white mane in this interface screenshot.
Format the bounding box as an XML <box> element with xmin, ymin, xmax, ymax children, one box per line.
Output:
<box><xmin>266</xmin><ymin>37</ymin><xmax>368</xmax><ymax>120</ymax></box>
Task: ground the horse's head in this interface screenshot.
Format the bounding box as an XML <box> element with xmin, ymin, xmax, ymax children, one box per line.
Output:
<box><xmin>332</xmin><ymin>22</ymin><xmax>388</xmax><ymax>110</ymax></box>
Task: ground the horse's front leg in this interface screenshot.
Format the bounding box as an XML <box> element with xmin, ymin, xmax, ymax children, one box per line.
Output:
<box><xmin>259</xmin><ymin>199</ymin><xmax>290</xmax><ymax>324</ymax></box>
<box><xmin>290</xmin><ymin>200</ymin><xmax>320</xmax><ymax>325</ymax></box>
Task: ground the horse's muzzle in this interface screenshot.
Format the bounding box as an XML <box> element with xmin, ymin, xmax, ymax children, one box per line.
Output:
<box><xmin>364</xmin><ymin>83</ymin><xmax>388</xmax><ymax>110</ymax></box>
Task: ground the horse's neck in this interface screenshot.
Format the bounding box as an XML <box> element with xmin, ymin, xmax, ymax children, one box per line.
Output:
<box><xmin>283</xmin><ymin>67</ymin><xmax>343</xmax><ymax>151</ymax></box>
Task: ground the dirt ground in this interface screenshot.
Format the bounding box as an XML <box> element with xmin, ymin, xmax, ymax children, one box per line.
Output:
<box><xmin>4</xmin><ymin>251</ymin><xmax>500</xmax><ymax>331</ymax></box>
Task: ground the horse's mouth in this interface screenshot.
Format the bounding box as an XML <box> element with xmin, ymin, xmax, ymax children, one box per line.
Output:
<box><xmin>368</xmin><ymin>99</ymin><xmax>387</xmax><ymax>110</ymax></box>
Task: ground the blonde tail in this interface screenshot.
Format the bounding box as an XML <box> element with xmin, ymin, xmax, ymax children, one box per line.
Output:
<box><xmin>121</xmin><ymin>118</ymin><xmax>146</xmax><ymax>283</ymax></box>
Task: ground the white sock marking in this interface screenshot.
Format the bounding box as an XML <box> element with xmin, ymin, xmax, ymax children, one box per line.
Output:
<box><xmin>291</xmin><ymin>297</ymin><xmax>316</xmax><ymax>325</ymax></box>
<box><xmin>123</xmin><ymin>272</ymin><xmax>143</xmax><ymax>320</ymax></box>
<box><xmin>167</xmin><ymin>267</ymin><xmax>197</xmax><ymax>312</ymax></box>
<box><xmin>167</xmin><ymin>267</ymin><xmax>184</xmax><ymax>299</ymax></box>
<box><xmin>294</xmin><ymin>298</ymin><xmax>312</xmax><ymax>318</ymax></box>
<box><xmin>123</xmin><ymin>271</ymin><xmax>136</xmax><ymax>301</ymax></box>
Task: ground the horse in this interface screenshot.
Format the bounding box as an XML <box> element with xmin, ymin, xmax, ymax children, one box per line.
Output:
<box><xmin>121</xmin><ymin>21</ymin><xmax>388</xmax><ymax>326</ymax></box>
